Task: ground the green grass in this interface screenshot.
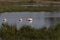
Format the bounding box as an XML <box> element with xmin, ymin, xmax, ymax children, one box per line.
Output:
<box><xmin>0</xmin><ymin>5</ymin><xmax>60</xmax><ymax>12</ymax></box>
<box><xmin>0</xmin><ymin>23</ymin><xmax>60</xmax><ymax>40</ymax></box>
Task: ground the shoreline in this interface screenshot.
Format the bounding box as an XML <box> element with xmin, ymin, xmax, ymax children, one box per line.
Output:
<box><xmin>0</xmin><ymin>5</ymin><xmax>60</xmax><ymax>12</ymax></box>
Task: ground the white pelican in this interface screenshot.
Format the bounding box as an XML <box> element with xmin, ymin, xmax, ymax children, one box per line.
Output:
<box><xmin>27</xmin><ymin>18</ymin><xmax>33</xmax><ymax>23</ymax></box>
<box><xmin>2</xmin><ymin>18</ymin><xmax>7</xmax><ymax>23</ymax></box>
<box><xmin>19</xmin><ymin>18</ymin><xmax>23</xmax><ymax>22</ymax></box>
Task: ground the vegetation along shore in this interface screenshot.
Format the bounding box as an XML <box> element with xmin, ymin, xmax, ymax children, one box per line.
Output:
<box><xmin>0</xmin><ymin>5</ymin><xmax>60</xmax><ymax>12</ymax></box>
<box><xmin>0</xmin><ymin>23</ymin><xmax>60</xmax><ymax>40</ymax></box>
<box><xmin>0</xmin><ymin>1</ymin><xmax>60</xmax><ymax>12</ymax></box>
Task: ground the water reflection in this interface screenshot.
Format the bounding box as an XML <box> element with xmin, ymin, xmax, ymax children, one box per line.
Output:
<box><xmin>0</xmin><ymin>12</ymin><xmax>60</xmax><ymax>29</ymax></box>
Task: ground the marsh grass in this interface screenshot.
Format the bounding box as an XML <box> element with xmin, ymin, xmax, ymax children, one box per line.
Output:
<box><xmin>0</xmin><ymin>23</ymin><xmax>60</xmax><ymax>40</ymax></box>
<box><xmin>0</xmin><ymin>5</ymin><xmax>60</xmax><ymax>12</ymax></box>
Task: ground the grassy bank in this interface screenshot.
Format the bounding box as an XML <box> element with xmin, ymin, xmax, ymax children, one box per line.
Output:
<box><xmin>0</xmin><ymin>5</ymin><xmax>60</xmax><ymax>12</ymax></box>
<box><xmin>0</xmin><ymin>23</ymin><xmax>60</xmax><ymax>40</ymax></box>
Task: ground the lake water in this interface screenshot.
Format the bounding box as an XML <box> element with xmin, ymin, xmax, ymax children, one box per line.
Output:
<box><xmin>0</xmin><ymin>12</ymin><xmax>60</xmax><ymax>29</ymax></box>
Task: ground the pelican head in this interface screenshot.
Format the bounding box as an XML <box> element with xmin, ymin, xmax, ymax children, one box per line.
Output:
<box><xmin>2</xmin><ymin>18</ymin><xmax>7</xmax><ymax>23</ymax></box>
<box><xmin>28</xmin><ymin>18</ymin><xmax>33</xmax><ymax>23</ymax></box>
<box><xmin>19</xmin><ymin>18</ymin><xmax>23</xmax><ymax>22</ymax></box>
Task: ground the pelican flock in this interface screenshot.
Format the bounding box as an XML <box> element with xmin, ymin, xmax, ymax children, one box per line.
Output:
<box><xmin>2</xmin><ymin>18</ymin><xmax>33</xmax><ymax>24</ymax></box>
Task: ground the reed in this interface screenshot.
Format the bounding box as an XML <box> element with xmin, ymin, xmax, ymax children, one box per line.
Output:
<box><xmin>0</xmin><ymin>23</ymin><xmax>60</xmax><ymax>40</ymax></box>
<box><xmin>0</xmin><ymin>5</ymin><xmax>60</xmax><ymax>12</ymax></box>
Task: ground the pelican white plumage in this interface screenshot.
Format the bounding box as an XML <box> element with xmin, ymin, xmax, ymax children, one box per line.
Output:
<box><xmin>19</xmin><ymin>18</ymin><xmax>23</xmax><ymax>22</ymax></box>
<box><xmin>2</xmin><ymin>18</ymin><xmax>7</xmax><ymax>23</ymax></box>
<box><xmin>28</xmin><ymin>18</ymin><xmax>33</xmax><ymax>23</ymax></box>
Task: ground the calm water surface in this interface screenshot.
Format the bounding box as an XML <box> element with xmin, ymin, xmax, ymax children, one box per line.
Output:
<box><xmin>0</xmin><ymin>12</ymin><xmax>60</xmax><ymax>29</ymax></box>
